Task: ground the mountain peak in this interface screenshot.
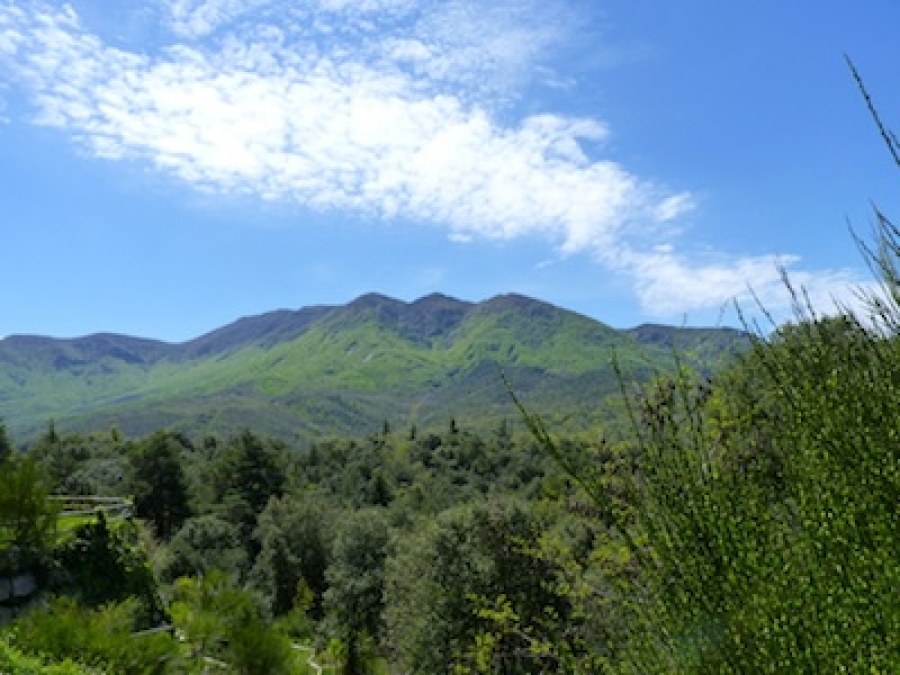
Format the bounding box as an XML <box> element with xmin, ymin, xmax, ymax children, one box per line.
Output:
<box><xmin>411</xmin><ymin>293</ymin><xmax>471</xmax><ymax>310</ymax></box>
<box><xmin>337</xmin><ymin>293</ymin><xmax>472</xmax><ymax>343</ymax></box>
<box><xmin>478</xmin><ymin>293</ymin><xmax>566</xmax><ymax>319</ymax></box>
<box><xmin>348</xmin><ymin>293</ymin><xmax>404</xmax><ymax>310</ymax></box>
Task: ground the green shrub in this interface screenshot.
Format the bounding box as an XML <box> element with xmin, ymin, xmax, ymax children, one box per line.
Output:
<box><xmin>0</xmin><ymin>636</ymin><xmax>88</xmax><ymax>674</ymax></box>
<box><xmin>54</xmin><ymin>512</ymin><xmax>163</xmax><ymax>626</ymax></box>
<box><xmin>170</xmin><ymin>571</ymin><xmax>293</xmax><ymax>673</ymax></box>
<box><xmin>6</xmin><ymin>596</ymin><xmax>180</xmax><ymax>674</ymax></box>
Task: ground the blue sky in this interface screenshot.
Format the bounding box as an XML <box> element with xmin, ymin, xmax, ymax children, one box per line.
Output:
<box><xmin>1</xmin><ymin>1</ymin><xmax>898</xmax><ymax>342</ymax></box>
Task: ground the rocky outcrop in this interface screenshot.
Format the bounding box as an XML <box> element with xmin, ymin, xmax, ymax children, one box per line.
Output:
<box><xmin>0</xmin><ymin>571</ymin><xmax>40</xmax><ymax>626</ymax></box>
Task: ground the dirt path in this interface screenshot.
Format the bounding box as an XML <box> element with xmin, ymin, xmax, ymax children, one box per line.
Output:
<box><xmin>292</xmin><ymin>643</ymin><xmax>323</xmax><ymax>674</ymax></box>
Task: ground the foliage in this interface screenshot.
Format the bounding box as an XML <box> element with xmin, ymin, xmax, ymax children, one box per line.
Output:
<box><xmin>272</xmin><ymin>580</ymin><xmax>317</xmax><ymax>643</ymax></box>
<box><xmin>250</xmin><ymin>494</ymin><xmax>333</xmax><ymax>619</ymax></box>
<box><xmin>385</xmin><ymin>499</ymin><xmax>572</xmax><ymax>674</ymax></box>
<box><xmin>0</xmin><ymin>419</ymin><xmax>12</xmax><ymax>464</ymax></box>
<box><xmin>0</xmin><ymin>637</ymin><xmax>89</xmax><ymax>675</ymax></box>
<box><xmin>324</xmin><ymin>508</ymin><xmax>393</xmax><ymax>674</ymax></box>
<box><xmin>0</xmin><ymin>453</ymin><xmax>60</xmax><ymax>571</ymax></box>
<box><xmin>54</xmin><ymin>512</ymin><xmax>163</xmax><ymax>625</ymax></box>
<box><xmin>129</xmin><ymin>431</ymin><xmax>193</xmax><ymax>540</ymax></box>
<box><xmin>164</xmin><ymin>514</ymin><xmax>247</xmax><ymax>582</ymax></box>
<box><xmin>5</xmin><ymin>596</ymin><xmax>179</xmax><ymax>674</ymax></box>
<box><xmin>29</xmin><ymin>424</ymin><xmax>130</xmax><ymax>496</ymax></box>
<box><xmin>170</xmin><ymin>570</ymin><xmax>293</xmax><ymax>674</ymax></box>
<box><xmin>598</xmin><ymin>304</ymin><xmax>900</xmax><ymax>672</ymax></box>
<box><xmin>212</xmin><ymin>430</ymin><xmax>286</xmax><ymax>551</ymax></box>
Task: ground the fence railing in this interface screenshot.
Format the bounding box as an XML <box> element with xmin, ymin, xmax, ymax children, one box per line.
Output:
<box><xmin>0</xmin><ymin>496</ymin><xmax>134</xmax><ymax>547</ymax></box>
<box><xmin>47</xmin><ymin>495</ymin><xmax>134</xmax><ymax>521</ymax></box>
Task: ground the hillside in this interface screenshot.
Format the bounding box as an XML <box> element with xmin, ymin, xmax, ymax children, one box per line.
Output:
<box><xmin>0</xmin><ymin>293</ymin><xmax>749</xmax><ymax>441</ymax></box>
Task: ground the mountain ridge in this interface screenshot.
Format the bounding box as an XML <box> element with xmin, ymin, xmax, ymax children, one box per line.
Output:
<box><xmin>0</xmin><ymin>293</ymin><xmax>749</xmax><ymax>442</ymax></box>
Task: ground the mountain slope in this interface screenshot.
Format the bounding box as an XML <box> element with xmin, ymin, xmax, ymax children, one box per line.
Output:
<box><xmin>0</xmin><ymin>294</ymin><xmax>749</xmax><ymax>441</ymax></box>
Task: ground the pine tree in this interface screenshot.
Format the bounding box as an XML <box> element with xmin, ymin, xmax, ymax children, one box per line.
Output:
<box><xmin>129</xmin><ymin>432</ymin><xmax>192</xmax><ymax>540</ymax></box>
<box><xmin>0</xmin><ymin>418</ymin><xmax>12</xmax><ymax>464</ymax></box>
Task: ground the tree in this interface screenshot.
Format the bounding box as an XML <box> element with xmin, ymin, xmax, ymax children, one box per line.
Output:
<box><xmin>384</xmin><ymin>499</ymin><xmax>570</xmax><ymax>674</ymax></box>
<box><xmin>28</xmin><ymin>426</ymin><xmax>130</xmax><ymax>497</ymax></box>
<box><xmin>213</xmin><ymin>431</ymin><xmax>286</xmax><ymax>556</ymax></box>
<box><xmin>324</xmin><ymin>509</ymin><xmax>392</xmax><ymax>674</ymax></box>
<box><xmin>224</xmin><ymin>431</ymin><xmax>286</xmax><ymax>515</ymax></box>
<box><xmin>55</xmin><ymin>513</ymin><xmax>162</xmax><ymax>625</ymax></box>
<box><xmin>250</xmin><ymin>495</ymin><xmax>333</xmax><ymax>618</ymax></box>
<box><xmin>7</xmin><ymin>596</ymin><xmax>180</xmax><ymax>673</ymax></box>
<box><xmin>165</xmin><ymin>515</ymin><xmax>248</xmax><ymax>582</ymax></box>
<box><xmin>0</xmin><ymin>418</ymin><xmax>13</xmax><ymax>464</ymax></box>
<box><xmin>0</xmin><ymin>454</ymin><xmax>59</xmax><ymax>570</ymax></box>
<box><xmin>129</xmin><ymin>431</ymin><xmax>192</xmax><ymax>540</ymax></box>
<box><xmin>28</xmin><ymin>425</ymin><xmax>91</xmax><ymax>494</ymax></box>
<box><xmin>170</xmin><ymin>570</ymin><xmax>293</xmax><ymax>674</ymax></box>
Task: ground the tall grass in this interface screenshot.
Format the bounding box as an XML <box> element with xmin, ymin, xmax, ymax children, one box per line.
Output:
<box><xmin>515</xmin><ymin>68</ymin><xmax>900</xmax><ymax>669</ymax></box>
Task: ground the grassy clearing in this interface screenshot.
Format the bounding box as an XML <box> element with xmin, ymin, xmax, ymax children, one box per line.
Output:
<box><xmin>0</xmin><ymin>497</ymin><xmax>133</xmax><ymax>549</ymax></box>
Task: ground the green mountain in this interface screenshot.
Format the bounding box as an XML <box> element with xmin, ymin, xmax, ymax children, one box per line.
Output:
<box><xmin>0</xmin><ymin>293</ymin><xmax>749</xmax><ymax>442</ymax></box>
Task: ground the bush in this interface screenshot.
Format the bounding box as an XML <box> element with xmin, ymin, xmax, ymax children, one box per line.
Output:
<box><xmin>0</xmin><ymin>636</ymin><xmax>88</xmax><ymax>674</ymax></box>
<box><xmin>0</xmin><ymin>455</ymin><xmax>59</xmax><ymax>573</ymax></box>
<box><xmin>170</xmin><ymin>570</ymin><xmax>293</xmax><ymax>673</ymax></box>
<box><xmin>5</xmin><ymin>597</ymin><xmax>179</xmax><ymax>673</ymax></box>
<box><xmin>54</xmin><ymin>512</ymin><xmax>163</xmax><ymax>626</ymax></box>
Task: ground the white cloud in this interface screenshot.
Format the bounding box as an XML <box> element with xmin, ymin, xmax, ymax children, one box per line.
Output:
<box><xmin>0</xmin><ymin>28</ymin><xmax>20</xmax><ymax>54</ymax></box>
<box><xmin>166</xmin><ymin>0</ymin><xmax>276</xmax><ymax>39</ymax></box>
<box><xmin>653</xmin><ymin>193</ymin><xmax>694</xmax><ymax>222</ymax></box>
<box><xmin>0</xmin><ymin>1</ymin><xmax>867</xmax><ymax>321</ymax></box>
<box><xmin>614</xmin><ymin>246</ymin><xmax>868</xmax><ymax>321</ymax></box>
<box><xmin>0</xmin><ymin>4</ymin><xmax>25</xmax><ymax>56</ymax></box>
<box><xmin>394</xmin><ymin>1</ymin><xmax>567</xmax><ymax>101</ymax></box>
<box><xmin>317</xmin><ymin>0</ymin><xmax>416</xmax><ymax>14</ymax></box>
<box><xmin>2</xmin><ymin>1</ymin><xmax>673</xmax><ymax>250</ymax></box>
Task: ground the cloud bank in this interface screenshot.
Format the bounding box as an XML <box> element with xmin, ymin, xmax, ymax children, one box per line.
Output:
<box><xmin>0</xmin><ymin>0</ymin><xmax>863</xmax><ymax>318</ymax></box>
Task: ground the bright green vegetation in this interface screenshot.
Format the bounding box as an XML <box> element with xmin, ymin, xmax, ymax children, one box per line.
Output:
<box><xmin>0</xmin><ymin>293</ymin><xmax>746</xmax><ymax>442</ymax></box>
<box><xmin>0</xmin><ymin>454</ymin><xmax>58</xmax><ymax>564</ymax></box>
<box><xmin>0</xmin><ymin>639</ymin><xmax>89</xmax><ymax>675</ymax></box>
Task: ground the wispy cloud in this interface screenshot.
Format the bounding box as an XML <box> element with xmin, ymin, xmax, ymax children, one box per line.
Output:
<box><xmin>0</xmin><ymin>1</ymin><xmax>666</xmax><ymax>244</ymax></box>
<box><xmin>614</xmin><ymin>246</ymin><xmax>868</xmax><ymax>321</ymax></box>
<box><xmin>166</xmin><ymin>0</ymin><xmax>277</xmax><ymax>39</ymax></box>
<box><xmin>0</xmin><ymin>0</ymin><xmax>865</xmax><ymax>319</ymax></box>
